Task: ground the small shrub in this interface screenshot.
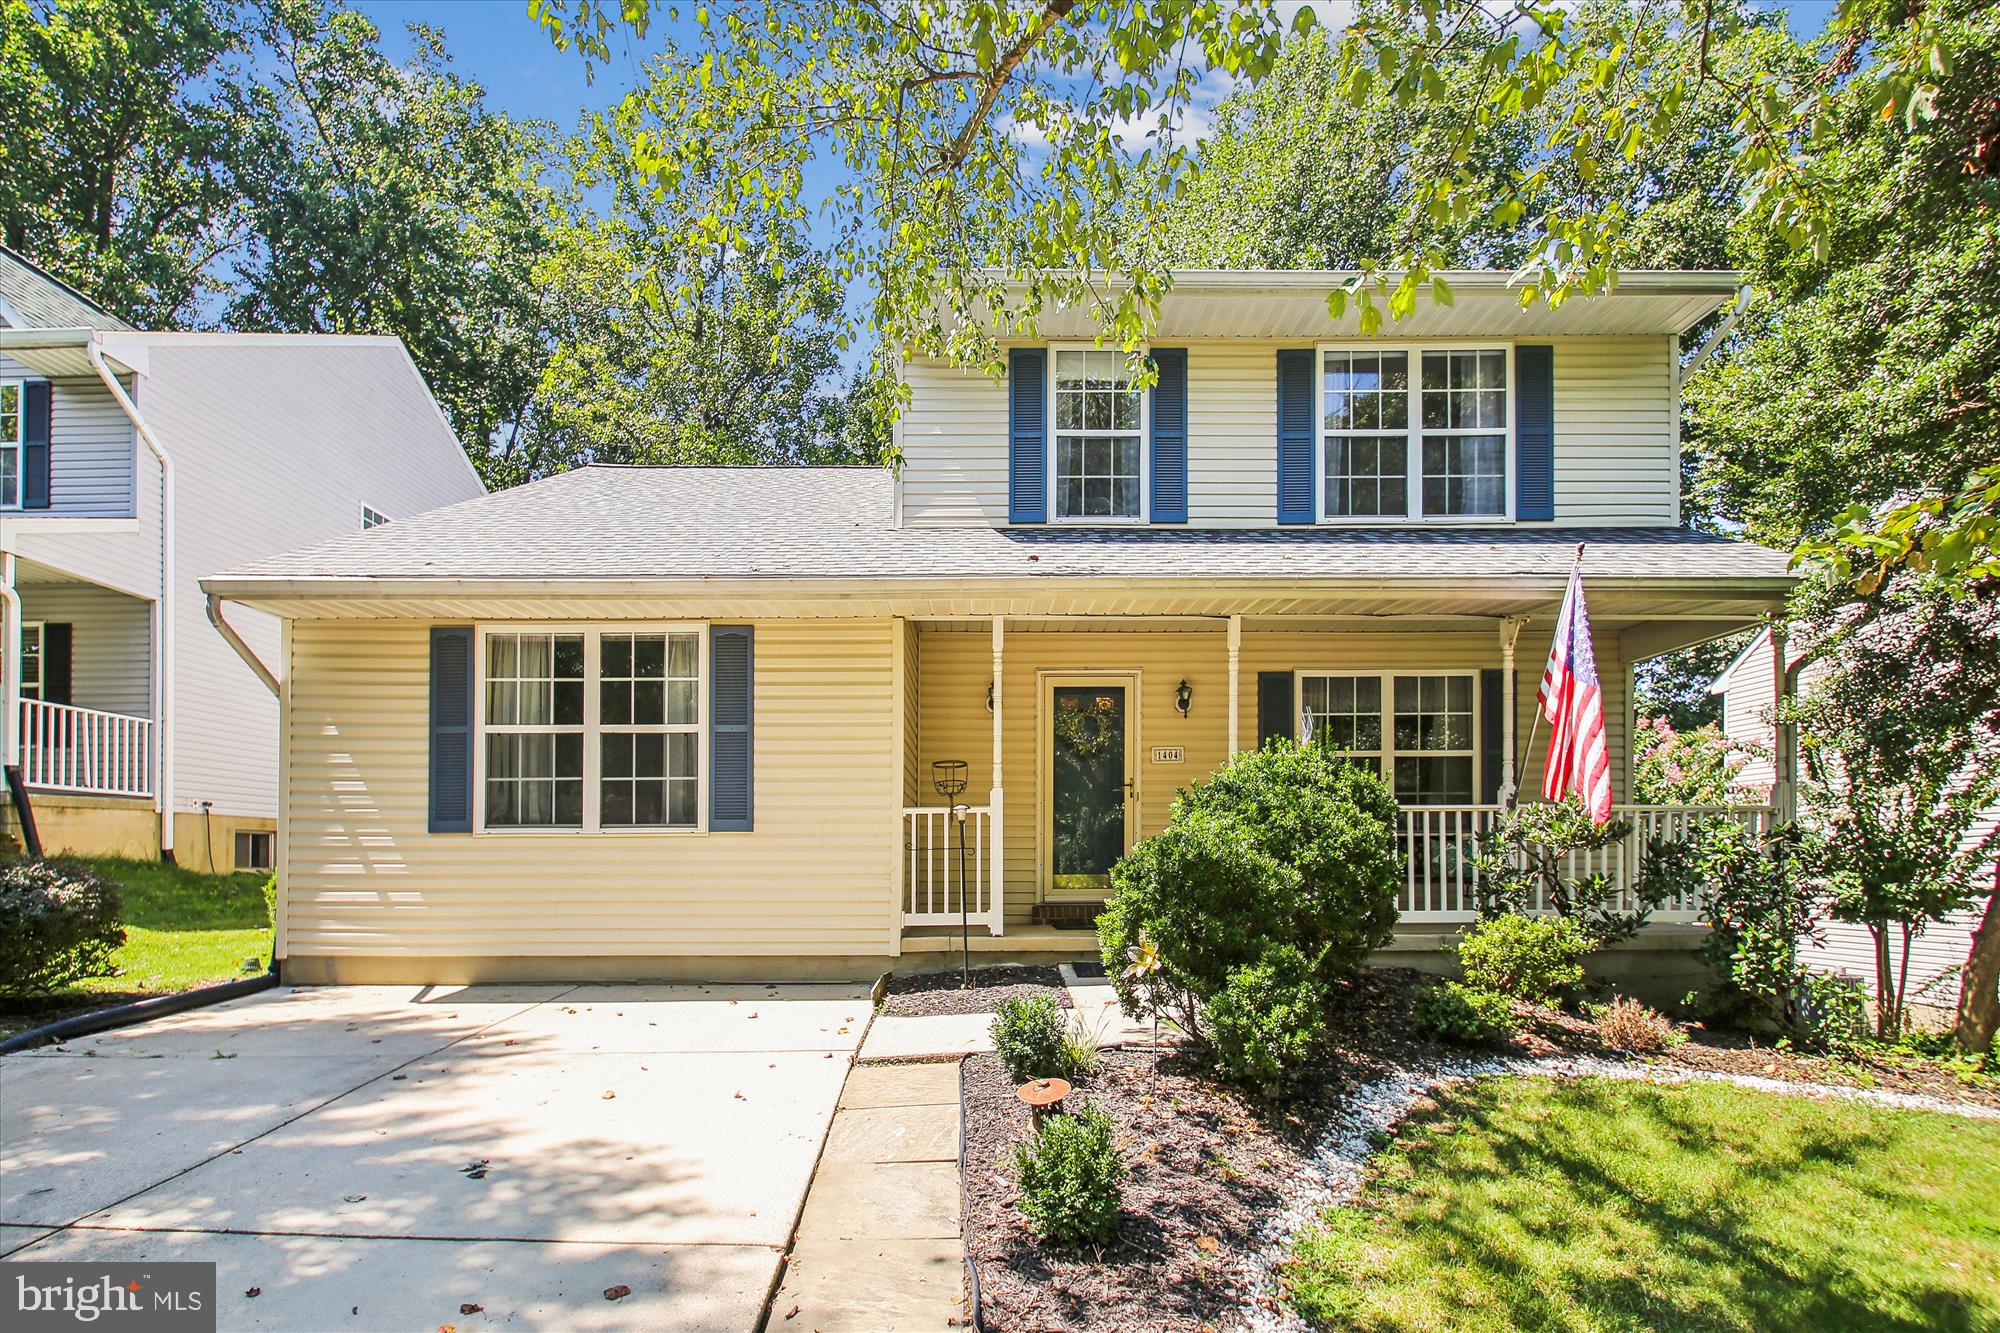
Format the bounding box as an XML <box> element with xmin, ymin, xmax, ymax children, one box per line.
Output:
<box><xmin>991</xmin><ymin>993</ymin><xmax>1071</xmax><ymax>1083</ymax></box>
<box><xmin>1593</xmin><ymin>996</ymin><xmax>1680</xmax><ymax>1052</ymax></box>
<box><xmin>1472</xmin><ymin>799</ymin><xmax>1650</xmax><ymax>942</ymax></box>
<box><xmin>1013</xmin><ymin>1100</ymin><xmax>1123</xmax><ymax>1247</ymax></box>
<box><xmin>1411</xmin><ymin>981</ymin><xmax>1517</xmax><ymax>1045</ymax></box>
<box><xmin>260</xmin><ymin>874</ymin><xmax>278</xmax><ymax>927</ymax></box>
<box><xmin>1793</xmin><ymin>973</ymin><xmax>1871</xmax><ymax>1054</ymax></box>
<box><xmin>0</xmin><ymin>860</ymin><xmax>125</xmax><ymax>993</ymax></box>
<box><xmin>1205</xmin><ymin>943</ymin><xmax>1328</xmax><ymax>1092</ymax></box>
<box><xmin>1457</xmin><ymin>914</ymin><xmax>1593</xmax><ymax>1006</ymax></box>
<box><xmin>1059</xmin><ymin>1025</ymin><xmax>1099</xmax><ymax>1080</ymax></box>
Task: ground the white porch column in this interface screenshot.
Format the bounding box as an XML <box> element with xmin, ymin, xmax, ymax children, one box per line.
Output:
<box><xmin>1226</xmin><ymin>614</ymin><xmax>1242</xmax><ymax>757</ymax></box>
<box><xmin>988</xmin><ymin>614</ymin><xmax>1006</xmax><ymax>935</ymax></box>
<box><xmin>1770</xmin><ymin>624</ymin><xmax>1796</xmax><ymax>823</ymax></box>
<box><xmin>0</xmin><ymin>551</ymin><xmax>17</xmax><ymax>768</ymax></box>
<box><xmin>1498</xmin><ymin>615</ymin><xmax>1526</xmax><ymax>805</ymax></box>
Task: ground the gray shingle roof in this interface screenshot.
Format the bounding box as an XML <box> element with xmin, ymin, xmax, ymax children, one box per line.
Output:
<box><xmin>0</xmin><ymin>247</ymin><xmax>133</xmax><ymax>331</ymax></box>
<box><xmin>213</xmin><ymin>465</ymin><xmax>1794</xmax><ymax>588</ymax></box>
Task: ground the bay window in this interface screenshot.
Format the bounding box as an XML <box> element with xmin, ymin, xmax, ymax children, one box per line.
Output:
<box><xmin>1300</xmin><ymin>671</ymin><xmax>1478</xmax><ymax>804</ymax></box>
<box><xmin>478</xmin><ymin>626</ymin><xmax>705</xmax><ymax>832</ymax></box>
<box><xmin>1319</xmin><ymin>346</ymin><xmax>1511</xmax><ymax>521</ymax></box>
<box><xmin>1051</xmin><ymin>348</ymin><xmax>1145</xmax><ymax>521</ymax></box>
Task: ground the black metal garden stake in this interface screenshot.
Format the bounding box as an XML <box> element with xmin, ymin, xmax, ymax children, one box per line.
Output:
<box><xmin>932</xmin><ymin>760</ymin><xmax>971</xmax><ymax>987</ymax></box>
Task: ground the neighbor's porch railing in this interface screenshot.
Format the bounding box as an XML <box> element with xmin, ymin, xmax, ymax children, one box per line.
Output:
<box><xmin>18</xmin><ymin>698</ymin><xmax>154</xmax><ymax>798</ymax></box>
<box><xmin>903</xmin><ymin>803</ymin><xmax>1005</xmax><ymax>934</ymax></box>
<box><xmin>1398</xmin><ymin>802</ymin><xmax>1776</xmax><ymax>923</ymax></box>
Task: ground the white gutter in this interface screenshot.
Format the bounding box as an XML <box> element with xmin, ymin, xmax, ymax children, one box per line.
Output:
<box><xmin>205</xmin><ymin>593</ymin><xmax>279</xmax><ymax>696</ymax></box>
<box><xmin>88</xmin><ymin>336</ymin><xmax>177</xmax><ymax>855</ymax></box>
<box><xmin>1683</xmin><ymin>285</ymin><xmax>1753</xmax><ymax>378</ymax></box>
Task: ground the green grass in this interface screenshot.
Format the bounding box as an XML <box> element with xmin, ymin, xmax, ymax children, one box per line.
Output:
<box><xmin>1281</xmin><ymin>1076</ymin><xmax>2000</xmax><ymax>1333</ymax></box>
<box><xmin>1</xmin><ymin>856</ymin><xmax>271</xmax><ymax>1037</ymax></box>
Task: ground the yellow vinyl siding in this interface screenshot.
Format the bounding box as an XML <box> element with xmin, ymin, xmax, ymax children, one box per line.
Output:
<box><xmin>282</xmin><ymin>617</ymin><xmax>900</xmax><ymax>960</ymax></box>
<box><xmin>915</xmin><ymin>622</ymin><xmax>1634</xmax><ymax>927</ymax></box>
<box><xmin>899</xmin><ymin>338</ymin><xmax>1678</xmax><ymax>528</ymax></box>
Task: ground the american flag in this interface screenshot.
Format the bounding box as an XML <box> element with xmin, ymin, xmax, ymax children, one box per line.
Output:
<box><xmin>1538</xmin><ymin>559</ymin><xmax>1614</xmax><ymax>824</ymax></box>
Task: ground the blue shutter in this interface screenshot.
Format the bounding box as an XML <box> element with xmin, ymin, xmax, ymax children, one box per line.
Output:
<box><xmin>428</xmin><ymin>627</ymin><xmax>473</xmax><ymax>833</ymax></box>
<box><xmin>1515</xmin><ymin>344</ymin><xmax>1554</xmax><ymax>521</ymax></box>
<box><xmin>710</xmin><ymin>625</ymin><xmax>754</xmax><ymax>831</ymax></box>
<box><xmin>1149</xmin><ymin>347</ymin><xmax>1188</xmax><ymax>523</ymax></box>
<box><xmin>22</xmin><ymin>380</ymin><xmax>51</xmax><ymax>510</ymax></box>
<box><xmin>1276</xmin><ymin>349</ymin><xmax>1314</xmax><ymax>524</ymax></box>
<box><xmin>1481</xmin><ymin>668</ymin><xmax>1504</xmax><ymax>803</ymax></box>
<box><xmin>1008</xmin><ymin>348</ymin><xmax>1047</xmax><ymax>523</ymax></box>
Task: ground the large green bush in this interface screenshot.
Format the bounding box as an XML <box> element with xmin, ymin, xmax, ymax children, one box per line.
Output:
<box><xmin>1013</xmin><ymin>1100</ymin><xmax>1124</xmax><ymax>1247</ymax></box>
<box><xmin>1457</xmin><ymin>914</ymin><xmax>1592</xmax><ymax>1006</ymax></box>
<box><xmin>0</xmin><ymin>860</ymin><xmax>124</xmax><ymax>993</ymax></box>
<box><xmin>1099</xmin><ymin>740</ymin><xmax>1401</xmax><ymax>1063</ymax></box>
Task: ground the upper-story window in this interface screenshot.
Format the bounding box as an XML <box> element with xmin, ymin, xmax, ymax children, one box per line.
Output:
<box><xmin>1051</xmin><ymin>348</ymin><xmax>1145</xmax><ymax>521</ymax></box>
<box><xmin>0</xmin><ymin>382</ymin><xmax>21</xmax><ymax>509</ymax></box>
<box><xmin>361</xmin><ymin>505</ymin><xmax>390</xmax><ymax>529</ymax></box>
<box><xmin>1319</xmin><ymin>347</ymin><xmax>1510</xmax><ymax>522</ymax></box>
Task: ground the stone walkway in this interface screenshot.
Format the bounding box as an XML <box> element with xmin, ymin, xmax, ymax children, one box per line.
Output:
<box><xmin>772</xmin><ymin>1063</ymin><xmax>968</xmax><ymax>1331</ymax></box>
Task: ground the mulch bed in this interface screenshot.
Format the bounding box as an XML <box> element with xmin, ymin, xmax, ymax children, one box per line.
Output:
<box><xmin>959</xmin><ymin>967</ymin><xmax>2000</xmax><ymax>1332</ymax></box>
<box><xmin>880</xmin><ymin>964</ymin><xmax>1072</xmax><ymax>1017</ymax></box>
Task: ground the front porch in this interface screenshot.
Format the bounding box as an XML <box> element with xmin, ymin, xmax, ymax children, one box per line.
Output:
<box><xmin>893</xmin><ymin>606</ymin><xmax>1793</xmax><ymax>946</ymax></box>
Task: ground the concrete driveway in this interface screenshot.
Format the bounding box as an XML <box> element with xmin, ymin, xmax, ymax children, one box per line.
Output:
<box><xmin>0</xmin><ymin>982</ymin><xmax>871</xmax><ymax>1331</ymax></box>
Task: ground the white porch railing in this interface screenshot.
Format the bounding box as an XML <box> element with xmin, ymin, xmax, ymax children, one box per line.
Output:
<box><xmin>1398</xmin><ymin>802</ymin><xmax>1776</xmax><ymax>922</ymax></box>
<box><xmin>903</xmin><ymin>804</ymin><xmax>1005</xmax><ymax>934</ymax></box>
<box><xmin>18</xmin><ymin>699</ymin><xmax>154</xmax><ymax>798</ymax></box>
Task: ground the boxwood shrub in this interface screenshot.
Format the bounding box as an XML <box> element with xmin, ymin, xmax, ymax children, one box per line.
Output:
<box><xmin>0</xmin><ymin>859</ymin><xmax>124</xmax><ymax>993</ymax></box>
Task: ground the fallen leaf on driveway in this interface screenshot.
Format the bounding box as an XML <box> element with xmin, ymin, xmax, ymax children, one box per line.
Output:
<box><xmin>602</xmin><ymin>1090</ymin><xmax>616</xmax><ymax>1100</ymax></box>
<box><xmin>245</xmin><ymin>1288</ymin><xmax>261</xmax><ymax>1298</ymax></box>
<box><xmin>603</xmin><ymin>1285</ymin><xmax>631</xmax><ymax>1301</ymax></box>
<box><xmin>783</xmin><ymin>1304</ymin><xmax>800</xmax><ymax>1320</ymax></box>
<box><xmin>343</xmin><ymin>1195</ymin><xmax>366</xmax><ymax>1203</ymax></box>
<box><xmin>459</xmin><ymin>1303</ymin><xmax>483</xmax><ymax>1315</ymax></box>
<box><xmin>392</xmin><ymin>1074</ymin><xmax>407</xmax><ymax>1081</ymax></box>
<box><xmin>212</xmin><ymin>1050</ymin><xmax>236</xmax><ymax>1060</ymax></box>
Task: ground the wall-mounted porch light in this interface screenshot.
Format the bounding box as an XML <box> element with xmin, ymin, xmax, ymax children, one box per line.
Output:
<box><xmin>1175</xmin><ymin>679</ymin><xmax>1193</xmax><ymax>718</ymax></box>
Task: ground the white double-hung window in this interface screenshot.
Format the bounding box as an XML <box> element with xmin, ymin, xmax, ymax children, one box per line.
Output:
<box><xmin>0</xmin><ymin>382</ymin><xmax>22</xmax><ymax>510</ymax></box>
<box><xmin>1299</xmin><ymin>671</ymin><xmax>1479</xmax><ymax>804</ymax></box>
<box><xmin>1319</xmin><ymin>347</ymin><xmax>1510</xmax><ymax>521</ymax></box>
<box><xmin>1051</xmin><ymin>348</ymin><xmax>1145</xmax><ymax>521</ymax></box>
<box><xmin>477</xmin><ymin>626</ymin><xmax>704</xmax><ymax>832</ymax></box>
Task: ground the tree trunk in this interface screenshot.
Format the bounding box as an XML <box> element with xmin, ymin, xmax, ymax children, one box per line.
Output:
<box><xmin>1872</xmin><ymin>921</ymin><xmax>1895</xmax><ymax>1036</ymax></box>
<box><xmin>1957</xmin><ymin>867</ymin><xmax>2000</xmax><ymax>1055</ymax></box>
<box><xmin>1892</xmin><ymin>922</ymin><xmax>1912</xmax><ymax>1040</ymax></box>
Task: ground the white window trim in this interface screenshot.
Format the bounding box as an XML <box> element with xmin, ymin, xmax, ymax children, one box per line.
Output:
<box><xmin>361</xmin><ymin>504</ymin><xmax>389</xmax><ymax>529</ymax></box>
<box><xmin>1312</xmin><ymin>342</ymin><xmax>1516</xmax><ymax>526</ymax></box>
<box><xmin>1296</xmin><ymin>669</ymin><xmax>1484</xmax><ymax>803</ymax></box>
<box><xmin>472</xmin><ymin>623</ymin><xmax>709</xmax><ymax>836</ymax></box>
<box><xmin>1046</xmin><ymin>343</ymin><xmax>1149</xmax><ymax>525</ymax></box>
<box><xmin>19</xmin><ymin>619</ymin><xmax>42</xmax><ymax>700</ymax></box>
<box><xmin>0</xmin><ymin>379</ymin><xmax>24</xmax><ymax>513</ymax></box>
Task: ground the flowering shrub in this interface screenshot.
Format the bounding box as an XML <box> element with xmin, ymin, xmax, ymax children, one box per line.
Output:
<box><xmin>1633</xmin><ymin>715</ymin><xmax>1750</xmax><ymax>806</ymax></box>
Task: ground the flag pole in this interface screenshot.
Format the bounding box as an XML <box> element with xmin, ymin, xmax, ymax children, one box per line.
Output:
<box><xmin>1515</xmin><ymin>544</ymin><xmax>1586</xmax><ymax>807</ymax></box>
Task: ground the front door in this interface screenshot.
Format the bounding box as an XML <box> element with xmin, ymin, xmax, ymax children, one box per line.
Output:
<box><xmin>1042</xmin><ymin>675</ymin><xmax>1138</xmax><ymax>897</ymax></box>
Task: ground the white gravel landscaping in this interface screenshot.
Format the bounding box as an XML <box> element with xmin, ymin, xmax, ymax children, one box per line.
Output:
<box><xmin>1234</xmin><ymin>1054</ymin><xmax>2000</xmax><ymax>1333</ymax></box>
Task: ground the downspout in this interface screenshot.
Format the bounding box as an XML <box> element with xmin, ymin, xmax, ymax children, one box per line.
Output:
<box><xmin>0</xmin><ymin>551</ymin><xmax>40</xmax><ymax>857</ymax></box>
<box><xmin>88</xmin><ymin>337</ymin><xmax>176</xmax><ymax>859</ymax></box>
<box><xmin>206</xmin><ymin>593</ymin><xmax>279</xmax><ymax>697</ymax></box>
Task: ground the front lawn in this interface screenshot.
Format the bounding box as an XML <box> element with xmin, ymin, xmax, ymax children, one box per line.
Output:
<box><xmin>1283</xmin><ymin>1075</ymin><xmax>2000</xmax><ymax>1333</ymax></box>
<box><xmin>0</xmin><ymin>856</ymin><xmax>271</xmax><ymax>1038</ymax></box>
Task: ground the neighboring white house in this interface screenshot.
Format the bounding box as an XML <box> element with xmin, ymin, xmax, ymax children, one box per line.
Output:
<box><xmin>0</xmin><ymin>246</ymin><xmax>486</xmax><ymax>872</ymax></box>
<box><xmin>203</xmin><ymin>269</ymin><xmax>1794</xmax><ymax>984</ymax></box>
<box><xmin>1711</xmin><ymin>627</ymin><xmax>1993</xmax><ymax>1016</ymax></box>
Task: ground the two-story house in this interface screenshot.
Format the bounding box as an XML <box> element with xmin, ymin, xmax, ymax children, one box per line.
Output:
<box><xmin>199</xmin><ymin>270</ymin><xmax>1794</xmax><ymax>984</ymax></box>
<box><xmin>0</xmin><ymin>247</ymin><xmax>486</xmax><ymax>872</ymax></box>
